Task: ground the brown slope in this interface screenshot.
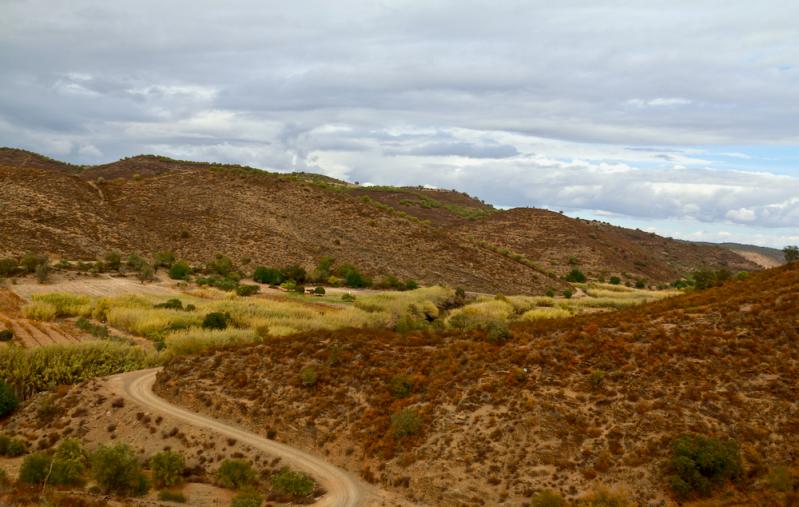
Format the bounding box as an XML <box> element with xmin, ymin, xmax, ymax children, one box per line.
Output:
<box><xmin>455</xmin><ymin>207</ymin><xmax>758</xmax><ymax>284</ymax></box>
<box><xmin>0</xmin><ymin>163</ymin><xmax>563</xmax><ymax>295</ymax></box>
<box><xmin>0</xmin><ymin>147</ymin><xmax>81</xmax><ymax>173</ymax></box>
<box><xmin>155</xmin><ymin>262</ymin><xmax>799</xmax><ymax>505</ymax></box>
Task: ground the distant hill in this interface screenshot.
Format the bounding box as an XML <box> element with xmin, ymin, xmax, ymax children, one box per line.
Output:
<box><xmin>0</xmin><ymin>147</ymin><xmax>759</xmax><ymax>293</ymax></box>
<box><xmin>694</xmin><ymin>241</ymin><xmax>785</xmax><ymax>268</ymax></box>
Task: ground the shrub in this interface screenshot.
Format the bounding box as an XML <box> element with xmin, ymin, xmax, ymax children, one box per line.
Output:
<box><xmin>0</xmin><ymin>381</ymin><xmax>18</xmax><ymax>417</ymax></box>
<box><xmin>312</xmin><ymin>286</ymin><xmax>326</xmax><ymax>295</ymax></box>
<box><xmin>271</xmin><ymin>468</ymin><xmax>314</xmax><ymax>498</ymax></box>
<box><xmin>531</xmin><ymin>489</ymin><xmax>565</xmax><ymax>507</ymax></box>
<box><xmin>784</xmin><ymin>245</ymin><xmax>799</xmax><ymax>263</ymax></box>
<box><xmin>300</xmin><ymin>367</ymin><xmax>318</xmax><ymax>387</ymax></box>
<box><xmin>404</xmin><ymin>279</ymin><xmax>419</xmax><ymax>290</ymax></box>
<box><xmin>158</xmin><ymin>490</ymin><xmax>187</xmax><ymax>502</ymax></box>
<box><xmin>545</xmin><ymin>289</ymin><xmax>555</xmax><ymax>298</ymax></box>
<box><xmin>390</xmin><ymin>408</ymin><xmax>421</xmax><ymax>438</ymax></box>
<box><xmin>169</xmin><ymin>261</ymin><xmax>192</xmax><ymax>280</ymax></box>
<box><xmin>154</xmin><ymin>298</ymin><xmax>184</xmax><ymax>310</ymax></box>
<box><xmin>232</xmin><ymin>488</ymin><xmax>263</xmax><ymax>507</ymax></box>
<box><xmin>51</xmin><ymin>439</ymin><xmax>87</xmax><ymax>486</ymax></box>
<box><xmin>137</xmin><ymin>264</ymin><xmax>155</xmax><ymax>283</ymax></box>
<box><xmin>202</xmin><ymin>312</ymin><xmax>229</xmax><ymax>330</ymax></box>
<box><xmin>6</xmin><ymin>437</ymin><xmax>27</xmax><ymax>457</ymax></box>
<box><xmin>565</xmin><ymin>268</ymin><xmax>586</xmax><ymax>283</ymax></box>
<box><xmin>104</xmin><ymin>252</ymin><xmax>122</xmax><ymax>271</ymax></box>
<box><xmin>35</xmin><ymin>263</ymin><xmax>50</xmax><ymax>283</ymax></box>
<box><xmin>767</xmin><ymin>465</ymin><xmax>794</xmax><ymax>492</ymax></box>
<box><xmin>581</xmin><ymin>487</ymin><xmax>630</xmax><ymax>506</ymax></box>
<box><xmin>252</xmin><ymin>267</ymin><xmax>283</xmax><ymax>285</ymax></box>
<box><xmin>635</xmin><ymin>279</ymin><xmax>646</xmax><ymax>289</ymax></box>
<box><xmin>19</xmin><ymin>451</ymin><xmax>51</xmax><ymax>484</ymax></box>
<box><xmin>666</xmin><ymin>434</ymin><xmax>741</xmax><ymax>499</ymax></box>
<box><xmin>236</xmin><ymin>284</ymin><xmax>260</xmax><ymax>297</ymax></box>
<box><xmin>127</xmin><ymin>253</ymin><xmax>147</xmax><ymax>271</ymax></box>
<box><xmin>75</xmin><ymin>317</ymin><xmax>110</xmax><ymax>339</ymax></box>
<box><xmin>0</xmin><ymin>258</ymin><xmax>18</xmax><ymax>277</ymax></box>
<box><xmin>20</xmin><ymin>253</ymin><xmax>48</xmax><ymax>273</ymax></box>
<box><xmin>281</xmin><ymin>264</ymin><xmax>307</xmax><ymax>284</ymax></box>
<box><xmin>217</xmin><ymin>459</ymin><xmax>255</xmax><ymax>489</ymax></box>
<box><xmin>485</xmin><ymin>320</ymin><xmax>511</xmax><ymax>343</ymax></box>
<box><xmin>90</xmin><ymin>443</ymin><xmax>149</xmax><ymax>496</ymax></box>
<box><xmin>207</xmin><ymin>254</ymin><xmax>235</xmax><ymax>277</ymax></box>
<box><xmin>562</xmin><ymin>290</ymin><xmax>573</xmax><ymax>299</ymax></box>
<box><xmin>389</xmin><ymin>374</ymin><xmax>413</xmax><ymax>398</ymax></box>
<box><xmin>341</xmin><ymin>293</ymin><xmax>356</xmax><ymax>302</ymax></box>
<box><xmin>150</xmin><ymin>450</ymin><xmax>185</xmax><ymax>488</ymax></box>
<box><xmin>0</xmin><ymin>329</ymin><xmax>12</xmax><ymax>342</ymax></box>
<box><xmin>0</xmin><ymin>468</ymin><xmax>7</xmax><ymax>486</ymax></box>
<box><xmin>609</xmin><ymin>276</ymin><xmax>621</xmax><ymax>285</ymax></box>
<box><xmin>153</xmin><ymin>250</ymin><xmax>176</xmax><ymax>269</ymax></box>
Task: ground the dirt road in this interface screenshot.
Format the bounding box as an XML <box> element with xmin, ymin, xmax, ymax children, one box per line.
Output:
<box><xmin>112</xmin><ymin>368</ymin><xmax>366</xmax><ymax>507</ymax></box>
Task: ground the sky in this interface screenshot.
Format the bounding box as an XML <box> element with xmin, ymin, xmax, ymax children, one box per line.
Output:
<box><xmin>1</xmin><ymin>1</ymin><xmax>798</xmax><ymax>248</ymax></box>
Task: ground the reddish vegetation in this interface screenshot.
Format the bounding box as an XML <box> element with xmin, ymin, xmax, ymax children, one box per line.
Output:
<box><xmin>156</xmin><ymin>263</ymin><xmax>799</xmax><ymax>505</ymax></box>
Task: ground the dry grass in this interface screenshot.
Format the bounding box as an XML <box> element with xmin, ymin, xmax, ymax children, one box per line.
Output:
<box><xmin>520</xmin><ymin>307</ymin><xmax>572</xmax><ymax>320</ymax></box>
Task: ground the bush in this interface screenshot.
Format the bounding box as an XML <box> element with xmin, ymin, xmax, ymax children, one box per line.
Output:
<box><xmin>666</xmin><ymin>434</ymin><xmax>741</xmax><ymax>499</ymax></box>
<box><xmin>3</xmin><ymin>437</ymin><xmax>27</xmax><ymax>457</ymax></box>
<box><xmin>565</xmin><ymin>268</ymin><xmax>586</xmax><ymax>283</ymax></box>
<box><xmin>169</xmin><ymin>261</ymin><xmax>192</xmax><ymax>280</ymax></box>
<box><xmin>404</xmin><ymin>279</ymin><xmax>419</xmax><ymax>290</ymax></box>
<box><xmin>390</xmin><ymin>408</ymin><xmax>421</xmax><ymax>438</ymax></box>
<box><xmin>341</xmin><ymin>293</ymin><xmax>356</xmax><ymax>302</ymax></box>
<box><xmin>271</xmin><ymin>468</ymin><xmax>314</xmax><ymax>498</ymax></box>
<box><xmin>153</xmin><ymin>250</ymin><xmax>176</xmax><ymax>269</ymax></box>
<box><xmin>485</xmin><ymin>320</ymin><xmax>511</xmax><ymax>343</ymax></box>
<box><xmin>562</xmin><ymin>290</ymin><xmax>573</xmax><ymax>299</ymax></box>
<box><xmin>207</xmin><ymin>254</ymin><xmax>235</xmax><ymax>277</ymax></box>
<box><xmin>280</xmin><ymin>264</ymin><xmax>307</xmax><ymax>284</ymax></box>
<box><xmin>138</xmin><ymin>264</ymin><xmax>155</xmax><ymax>283</ymax></box>
<box><xmin>389</xmin><ymin>374</ymin><xmax>413</xmax><ymax>398</ymax></box>
<box><xmin>150</xmin><ymin>450</ymin><xmax>185</xmax><ymax>488</ymax></box>
<box><xmin>19</xmin><ymin>451</ymin><xmax>51</xmax><ymax>484</ymax></box>
<box><xmin>90</xmin><ymin>443</ymin><xmax>149</xmax><ymax>496</ymax></box>
<box><xmin>51</xmin><ymin>439</ymin><xmax>87</xmax><ymax>486</ymax></box>
<box><xmin>581</xmin><ymin>487</ymin><xmax>630</xmax><ymax>506</ymax></box>
<box><xmin>0</xmin><ymin>329</ymin><xmax>12</xmax><ymax>342</ymax></box>
<box><xmin>158</xmin><ymin>490</ymin><xmax>187</xmax><ymax>502</ymax></box>
<box><xmin>236</xmin><ymin>284</ymin><xmax>260</xmax><ymax>297</ymax></box>
<box><xmin>20</xmin><ymin>253</ymin><xmax>48</xmax><ymax>273</ymax></box>
<box><xmin>635</xmin><ymin>279</ymin><xmax>646</xmax><ymax>289</ymax></box>
<box><xmin>217</xmin><ymin>459</ymin><xmax>255</xmax><ymax>489</ymax></box>
<box><xmin>784</xmin><ymin>245</ymin><xmax>799</xmax><ymax>263</ymax></box>
<box><xmin>232</xmin><ymin>488</ymin><xmax>263</xmax><ymax>507</ymax></box>
<box><xmin>252</xmin><ymin>266</ymin><xmax>283</xmax><ymax>285</ymax></box>
<box><xmin>35</xmin><ymin>263</ymin><xmax>50</xmax><ymax>283</ymax></box>
<box><xmin>531</xmin><ymin>489</ymin><xmax>565</xmax><ymax>507</ymax></box>
<box><xmin>202</xmin><ymin>312</ymin><xmax>229</xmax><ymax>330</ymax></box>
<box><xmin>609</xmin><ymin>276</ymin><xmax>621</xmax><ymax>285</ymax></box>
<box><xmin>104</xmin><ymin>252</ymin><xmax>122</xmax><ymax>271</ymax></box>
<box><xmin>312</xmin><ymin>286</ymin><xmax>326</xmax><ymax>295</ymax></box>
<box><xmin>0</xmin><ymin>381</ymin><xmax>18</xmax><ymax>417</ymax></box>
<box><xmin>154</xmin><ymin>298</ymin><xmax>184</xmax><ymax>310</ymax></box>
<box><xmin>127</xmin><ymin>253</ymin><xmax>147</xmax><ymax>271</ymax></box>
<box><xmin>0</xmin><ymin>258</ymin><xmax>18</xmax><ymax>277</ymax></box>
<box><xmin>300</xmin><ymin>367</ymin><xmax>318</xmax><ymax>387</ymax></box>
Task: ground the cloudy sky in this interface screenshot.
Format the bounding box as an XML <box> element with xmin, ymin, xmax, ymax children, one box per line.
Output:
<box><xmin>2</xmin><ymin>1</ymin><xmax>798</xmax><ymax>247</ymax></box>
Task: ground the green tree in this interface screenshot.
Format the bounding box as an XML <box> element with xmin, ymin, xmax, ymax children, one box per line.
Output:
<box><xmin>153</xmin><ymin>250</ymin><xmax>176</xmax><ymax>268</ymax></box>
<box><xmin>785</xmin><ymin>245</ymin><xmax>799</xmax><ymax>263</ymax></box>
<box><xmin>666</xmin><ymin>434</ymin><xmax>741</xmax><ymax>500</ymax></box>
<box><xmin>19</xmin><ymin>452</ymin><xmax>51</xmax><ymax>484</ymax></box>
<box><xmin>90</xmin><ymin>444</ymin><xmax>149</xmax><ymax>496</ymax></box>
<box><xmin>565</xmin><ymin>268</ymin><xmax>586</xmax><ymax>283</ymax></box>
<box><xmin>202</xmin><ymin>312</ymin><xmax>229</xmax><ymax>330</ymax></box>
<box><xmin>169</xmin><ymin>260</ymin><xmax>192</xmax><ymax>280</ymax></box>
<box><xmin>150</xmin><ymin>450</ymin><xmax>185</xmax><ymax>488</ymax></box>
<box><xmin>217</xmin><ymin>459</ymin><xmax>255</xmax><ymax>489</ymax></box>
<box><xmin>390</xmin><ymin>408</ymin><xmax>421</xmax><ymax>438</ymax></box>
<box><xmin>252</xmin><ymin>266</ymin><xmax>283</xmax><ymax>285</ymax></box>
<box><xmin>271</xmin><ymin>468</ymin><xmax>314</xmax><ymax>498</ymax></box>
<box><xmin>104</xmin><ymin>252</ymin><xmax>122</xmax><ymax>271</ymax></box>
<box><xmin>51</xmin><ymin>439</ymin><xmax>87</xmax><ymax>486</ymax></box>
<box><xmin>0</xmin><ymin>381</ymin><xmax>18</xmax><ymax>417</ymax></box>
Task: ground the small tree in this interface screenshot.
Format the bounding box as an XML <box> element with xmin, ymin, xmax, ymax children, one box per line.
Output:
<box><xmin>565</xmin><ymin>268</ymin><xmax>586</xmax><ymax>283</ymax></box>
<box><xmin>35</xmin><ymin>263</ymin><xmax>50</xmax><ymax>284</ymax></box>
<box><xmin>0</xmin><ymin>381</ymin><xmax>18</xmax><ymax>417</ymax></box>
<box><xmin>253</xmin><ymin>266</ymin><xmax>283</xmax><ymax>285</ymax></box>
<box><xmin>19</xmin><ymin>452</ymin><xmax>51</xmax><ymax>485</ymax></box>
<box><xmin>104</xmin><ymin>252</ymin><xmax>122</xmax><ymax>271</ymax></box>
<box><xmin>785</xmin><ymin>245</ymin><xmax>799</xmax><ymax>263</ymax></box>
<box><xmin>90</xmin><ymin>444</ymin><xmax>148</xmax><ymax>496</ymax></box>
<box><xmin>667</xmin><ymin>434</ymin><xmax>741</xmax><ymax>500</ymax></box>
<box><xmin>51</xmin><ymin>439</ymin><xmax>87</xmax><ymax>486</ymax></box>
<box><xmin>202</xmin><ymin>312</ymin><xmax>229</xmax><ymax>330</ymax></box>
<box><xmin>169</xmin><ymin>260</ymin><xmax>191</xmax><ymax>280</ymax></box>
<box><xmin>150</xmin><ymin>450</ymin><xmax>185</xmax><ymax>488</ymax></box>
<box><xmin>138</xmin><ymin>264</ymin><xmax>155</xmax><ymax>284</ymax></box>
<box><xmin>153</xmin><ymin>250</ymin><xmax>176</xmax><ymax>268</ymax></box>
<box><xmin>271</xmin><ymin>468</ymin><xmax>314</xmax><ymax>498</ymax></box>
<box><xmin>217</xmin><ymin>459</ymin><xmax>255</xmax><ymax>489</ymax></box>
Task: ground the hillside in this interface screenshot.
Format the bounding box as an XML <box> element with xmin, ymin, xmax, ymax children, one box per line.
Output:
<box><xmin>155</xmin><ymin>262</ymin><xmax>799</xmax><ymax>505</ymax></box>
<box><xmin>695</xmin><ymin>241</ymin><xmax>785</xmax><ymax>269</ymax></box>
<box><xmin>0</xmin><ymin>148</ymin><xmax>759</xmax><ymax>292</ymax></box>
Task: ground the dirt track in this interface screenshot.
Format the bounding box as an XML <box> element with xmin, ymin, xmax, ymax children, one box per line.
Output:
<box><xmin>113</xmin><ymin>368</ymin><xmax>367</xmax><ymax>507</ymax></box>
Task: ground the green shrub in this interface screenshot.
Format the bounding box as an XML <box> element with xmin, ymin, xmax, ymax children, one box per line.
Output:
<box><xmin>154</xmin><ymin>298</ymin><xmax>184</xmax><ymax>310</ymax></box>
<box><xmin>404</xmin><ymin>279</ymin><xmax>419</xmax><ymax>290</ymax></box>
<box><xmin>158</xmin><ymin>490</ymin><xmax>187</xmax><ymax>502</ymax></box>
<box><xmin>20</xmin><ymin>253</ymin><xmax>48</xmax><ymax>273</ymax></box>
<box><xmin>565</xmin><ymin>268</ymin><xmax>586</xmax><ymax>283</ymax></box>
<box><xmin>581</xmin><ymin>487</ymin><xmax>630</xmax><ymax>506</ymax></box>
<box><xmin>784</xmin><ymin>245</ymin><xmax>799</xmax><ymax>263</ymax></box>
<box><xmin>127</xmin><ymin>253</ymin><xmax>147</xmax><ymax>271</ymax></box>
<box><xmin>562</xmin><ymin>290</ymin><xmax>573</xmax><ymax>299</ymax></box>
<box><xmin>485</xmin><ymin>320</ymin><xmax>511</xmax><ymax>343</ymax></box>
<box><xmin>0</xmin><ymin>468</ymin><xmax>7</xmax><ymax>486</ymax></box>
<box><xmin>767</xmin><ymin>465</ymin><xmax>794</xmax><ymax>492</ymax></box>
<box><xmin>341</xmin><ymin>293</ymin><xmax>356</xmax><ymax>302</ymax></box>
<box><xmin>35</xmin><ymin>263</ymin><xmax>50</xmax><ymax>283</ymax></box>
<box><xmin>0</xmin><ymin>258</ymin><xmax>18</xmax><ymax>277</ymax></box>
<box><xmin>217</xmin><ymin>459</ymin><xmax>255</xmax><ymax>489</ymax></box>
<box><xmin>545</xmin><ymin>289</ymin><xmax>555</xmax><ymax>298</ymax></box>
<box><xmin>232</xmin><ymin>488</ymin><xmax>263</xmax><ymax>507</ymax></box>
<box><xmin>150</xmin><ymin>450</ymin><xmax>185</xmax><ymax>488</ymax></box>
<box><xmin>312</xmin><ymin>286</ymin><xmax>326</xmax><ymax>295</ymax></box>
<box><xmin>281</xmin><ymin>264</ymin><xmax>307</xmax><ymax>284</ymax></box>
<box><xmin>104</xmin><ymin>252</ymin><xmax>122</xmax><ymax>271</ymax></box>
<box><xmin>51</xmin><ymin>439</ymin><xmax>87</xmax><ymax>486</ymax></box>
<box><xmin>609</xmin><ymin>276</ymin><xmax>621</xmax><ymax>285</ymax></box>
<box><xmin>0</xmin><ymin>381</ymin><xmax>18</xmax><ymax>417</ymax></box>
<box><xmin>75</xmin><ymin>317</ymin><xmax>110</xmax><ymax>339</ymax></box>
<box><xmin>531</xmin><ymin>489</ymin><xmax>565</xmax><ymax>507</ymax></box>
<box><xmin>202</xmin><ymin>312</ymin><xmax>229</xmax><ymax>330</ymax></box>
<box><xmin>153</xmin><ymin>250</ymin><xmax>176</xmax><ymax>269</ymax></box>
<box><xmin>236</xmin><ymin>284</ymin><xmax>260</xmax><ymax>297</ymax></box>
<box><xmin>19</xmin><ymin>451</ymin><xmax>51</xmax><ymax>484</ymax></box>
<box><xmin>666</xmin><ymin>434</ymin><xmax>741</xmax><ymax>499</ymax></box>
<box><xmin>390</xmin><ymin>408</ymin><xmax>421</xmax><ymax>438</ymax></box>
<box><xmin>389</xmin><ymin>374</ymin><xmax>413</xmax><ymax>398</ymax></box>
<box><xmin>252</xmin><ymin>266</ymin><xmax>283</xmax><ymax>285</ymax></box>
<box><xmin>4</xmin><ymin>437</ymin><xmax>27</xmax><ymax>457</ymax></box>
<box><xmin>635</xmin><ymin>279</ymin><xmax>646</xmax><ymax>289</ymax></box>
<box><xmin>207</xmin><ymin>254</ymin><xmax>235</xmax><ymax>277</ymax></box>
<box><xmin>169</xmin><ymin>261</ymin><xmax>192</xmax><ymax>280</ymax></box>
<box><xmin>138</xmin><ymin>264</ymin><xmax>155</xmax><ymax>283</ymax></box>
<box><xmin>90</xmin><ymin>443</ymin><xmax>149</xmax><ymax>496</ymax></box>
<box><xmin>0</xmin><ymin>329</ymin><xmax>11</xmax><ymax>342</ymax></box>
<box><xmin>271</xmin><ymin>468</ymin><xmax>314</xmax><ymax>498</ymax></box>
<box><xmin>300</xmin><ymin>367</ymin><xmax>318</xmax><ymax>387</ymax></box>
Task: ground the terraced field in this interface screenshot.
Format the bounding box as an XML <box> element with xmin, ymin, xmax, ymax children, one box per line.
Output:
<box><xmin>0</xmin><ymin>288</ymin><xmax>87</xmax><ymax>347</ymax></box>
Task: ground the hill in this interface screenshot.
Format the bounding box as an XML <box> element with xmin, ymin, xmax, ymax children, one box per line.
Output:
<box><xmin>155</xmin><ymin>262</ymin><xmax>799</xmax><ymax>505</ymax></box>
<box><xmin>695</xmin><ymin>241</ymin><xmax>785</xmax><ymax>269</ymax></box>
<box><xmin>0</xmin><ymin>148</ymin><xmax>759</xmax><ymax>292</ymax></box>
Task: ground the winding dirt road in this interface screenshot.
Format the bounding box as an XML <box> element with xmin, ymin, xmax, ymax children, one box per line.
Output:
<box><xmin>112</xmin><ymin>368</ymin><xmax>366</xmax><ymax>507</ymax></box>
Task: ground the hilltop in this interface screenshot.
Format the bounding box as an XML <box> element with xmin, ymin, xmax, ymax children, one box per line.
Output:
<box><xmin>0</xmin><ymin>148</ymin><xmax>759</xmax><ymax>293</ymax></box>
<box><xmin>155</xmin><ymin>262</ymin><xmax>799</xmax><ymax>505</ymax></box>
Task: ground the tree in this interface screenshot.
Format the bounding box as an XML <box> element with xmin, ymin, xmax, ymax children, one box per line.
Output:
<box><xmin>565</xmin><ymin>268</ymin><xmax>586</xmax><ymax>283</ymax></box>
<box><xmin>19</xmin><ymin>452</ymin><xmax>51</xmax><ymax>484</ymax></box>
<box><xmin>169</xmin><ymin>260</ymin><xmax>191</xmax><ymax>280</ymax></box>
<box><xmin>202</xmin><ymin>312</ymin><xmax>229</xmax><ymax>330</ymax></box>
<box><xmin>0</xmin><ymin>381</ymin><xmax>18</xmax><ymax>417</ymax></box>
<box><xmin>253</xmin><ymin>266</ymin><xmax>283</xmax><ymax>285</ymax></box>
<box><xmin>785</xmin><ymin>245</ymin><xmax>799</xmax><ymax>263</ymax></box>
<box><xmin>271</xmin><ymin>468</ymin><xmax>314</xmax><ymax>498</ymax></box>
<box><xmin>216</xmin><ymin>459</ymin><xmax>255</xmax><ymax>488</ymax></box>
<box><xmin>51</xmin><ymin>439</ymin><xmax>87</xmax><ymax>486</ymax></box>
<box><xmin>90</xmin><ymin>444</ymin><xmax>148</xmax><ymax>496</ymax></box>
<box><xmin>104</xmin><ymin>252</ymin><xmax>122</xmax><ymax>271</ymax></box>
<box><xmin>150</xmin><ymin>450</ymin><xmax>185</xmax><ymax>488</ymax></box>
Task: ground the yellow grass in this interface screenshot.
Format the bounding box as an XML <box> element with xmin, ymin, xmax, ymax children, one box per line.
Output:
<box><xmin>165</xmin><ymin>327</ymin><xmax>257</xmax><ymax>355</ymax></box>
<box><xmin>107</xmin><ymin>307</ymin><xmax>203</xmax><ymax>339</ymax></box>
<box><xmin>520</xmin><ymin>307</ymin><xmax>572</xmax><ymax>321</ymax></box>
<box><xmin>22</xmin><ymin>301</ymin><xmax>57</xmax><ymax>321</ymax></box>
